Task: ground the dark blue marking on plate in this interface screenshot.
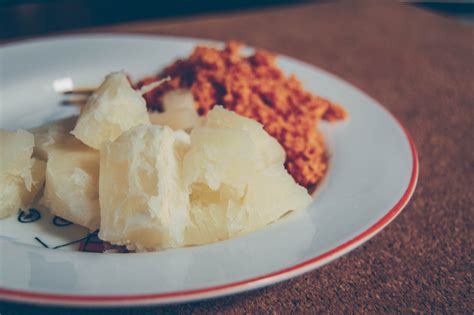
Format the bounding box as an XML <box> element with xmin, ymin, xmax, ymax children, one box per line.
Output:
<box><xmin>52</xmin><ymin>234</ymin><xmax>91</xmax><ymax>249</ymax></box>
<box><xmin>18</xmin><ymin>209</ymin><xmax>41</xmax><ymax>223</ymax></box>
<box><xmin>34</xmin><ymin>237</ymin><xmax>49</xmax><ymax>248</ymax></box>
<box><xmin>53</xmin><ymin>216</ymin><xmax>73</xmax><ymax>227</ymax></box>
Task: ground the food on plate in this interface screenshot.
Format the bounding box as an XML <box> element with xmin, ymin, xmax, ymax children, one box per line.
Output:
<box><xmin>148</xmin><ymin>110</ymin><xmax>200</xmax><ymax>132</ymax></box>
<box><xmin>163</xmin><ymin>88</ymin><xmax>196</xmax><ymax>112</ymax></box>
<box><xmin>29</xmin><ymin>115</ymin><xmax>101</xmax><ymax>230</ymax></box>
<box><xmin>99</xmin><ymin>106</ymin><xmax>311</xmax><ymax>251</ymax></box>
<box><xmin>137</xmin><ymin>41</ymin><xmax>347</xmax><ymax>190</ymax></box>
<box><xmin>72</xmin><ymin>71</ymin><xmax>153</xmax><ymax>149</ymax></box>
<box><xmin>99</xmin><ymin>125</ymin><xmax>191</xmax><ymax>251</ymax></box>
<box><xmin>0</xmin><ymin>129</ymin><xmax>46</xmax><ymax>218</ymax></box>
<box><xmin>204</xmin><ymin>106</ymin><xmax>285</xmax><ymax>169</ymax></box>
<box><xmin>183</xmin><ymin>107</ymin><xmax>311</xmax><ymax>246</ymax></box>
<box><xmin>34</xmin><ymin>72</ymin><xmax>169</xmax><ymax>231</ymax></box>
<box><xmin>1</xmin><ymin>41</ymin><xmax>346</xmax><ymax>252</ymax></box>
<box><xmin>148</xmin><ymin>89</ymin><xmax>201</xmax><ymax>131</ymax></box>
<box><xmin>30</xmin><ymin>116</ymin><xmax>79</xmax><ymax>160</ymax></box>
<box><xmin>41</xmin><ymin>146</ymin><xmax>100</xmax><ymax>231</ymax></box>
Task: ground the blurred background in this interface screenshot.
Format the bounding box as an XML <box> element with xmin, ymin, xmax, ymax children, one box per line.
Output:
<box><xmin>1</xmin><ymin>0</ymin><xmax>473</xmax><ymax>40</ymax></box>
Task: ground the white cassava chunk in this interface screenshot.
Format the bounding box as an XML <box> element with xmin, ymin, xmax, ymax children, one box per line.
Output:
<box><xmin>204</xmin><ymin>106</ymin><xmax>285</xmax><ymax>168</ymax></box>
<box><xmin>0</xmin><ymin>129</ymin><xmax>46</xmax><ymax>218</ymax></box>
<box><xmin>72</xmin><ymin>71</ymin><xmax>151</xmax><ymax>149</ymax></box>
<box><xmin>185</xmin><ymin>183</ymin><xmax>239</xmax><ymax>245</ymax></box>
<box><xmin>149</xmin><ymin>109</ymin><xmax>201</xmax><ymax>132</ymax></box>
<box><xmin>162</xmin><ymin>89</ymin><xmax>196</xmax><ymax>112</ymax></box>
<box><xmin>32</xmin><ymin>117</ymin><xmax>101</xmax><ymax>230</ymax></box>
<box><xmin>99</xmin><ymin>125</ymin><xmax>191</xmax><ymax>251</ymax></box>
<box><xmin>30</xmin><ymin>116</ymin><xmax>79</xmax><ymax>160</ymax></box>
<box><xmin>183</xmin><ymin>107</ymin><xmax>311</xmax><ymax>246</ymax></box>
<box><xmin>227</xmin><ymin>165</ymin><xmax>312</xmax><ymax>236</ymax></box>
<box><xmin>149</xmin><ymin>89</ymin><xmax>201</xmax><ymax>131</ymax></box>
<box><xmin>41</xmin><ymin>144</ymin><xmax>100</xmax><ymax>230</ymax></box>
<box><xmin>183</xmin><ymin>127</ymin><xmax>256</xmax><ymax>196</ymax></box>
<box><xmin>182</xmin><ymin>127</ymin><xmax>256</xmax><ymax>245</ymax></box>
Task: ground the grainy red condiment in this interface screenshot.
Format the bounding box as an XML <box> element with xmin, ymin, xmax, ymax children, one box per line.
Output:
<box><xmin>137</xmin><ymin>41</ymin><xmax>347</xmax><ymax>190</ymax></box>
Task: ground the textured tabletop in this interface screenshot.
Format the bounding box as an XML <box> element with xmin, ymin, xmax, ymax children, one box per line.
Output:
<box><xmin>1</xmin><ymin>1</ymin><xmax>473</xmax><ymax>313</ymax></box>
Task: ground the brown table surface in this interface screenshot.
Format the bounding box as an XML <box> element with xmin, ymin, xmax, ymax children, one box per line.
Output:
<box><xmin>1</xmin><ymin>1</ymin><xmax>473</xmax><ymax>314</ymax></box>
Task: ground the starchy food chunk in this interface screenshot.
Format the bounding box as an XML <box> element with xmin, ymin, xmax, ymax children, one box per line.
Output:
<box><xmin>0</xmin><ymin>129</ymin><xmax>45</xmax><ymax>218</ymax></box>
<box><xmin>99</xmin><ymin>125</ymin><xmax>191</xmax><ymax>251</ymax></box>
<box><xmin>72</xmin><ymin>72</ymin><xmax>151</xmax><ymax>149</ymax></box>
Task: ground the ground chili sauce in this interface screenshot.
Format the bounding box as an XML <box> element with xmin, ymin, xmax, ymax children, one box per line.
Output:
<box><xmin>137</xmin><ymin>41</ymin><xmax>347</xmax><ymax>191</ymax></box>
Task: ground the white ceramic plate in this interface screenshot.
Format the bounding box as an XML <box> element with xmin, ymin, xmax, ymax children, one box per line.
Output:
<box><xmin>0</xmin><ymin>34</ymin><xmax>418</xmax><ymax>307</ymax></box>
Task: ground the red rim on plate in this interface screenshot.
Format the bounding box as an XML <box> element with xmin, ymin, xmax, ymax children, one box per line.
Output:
<box><xmin>0</xmin><ymin>112</ymin><xmax>418</xmax><ymax>306</ymax></box>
